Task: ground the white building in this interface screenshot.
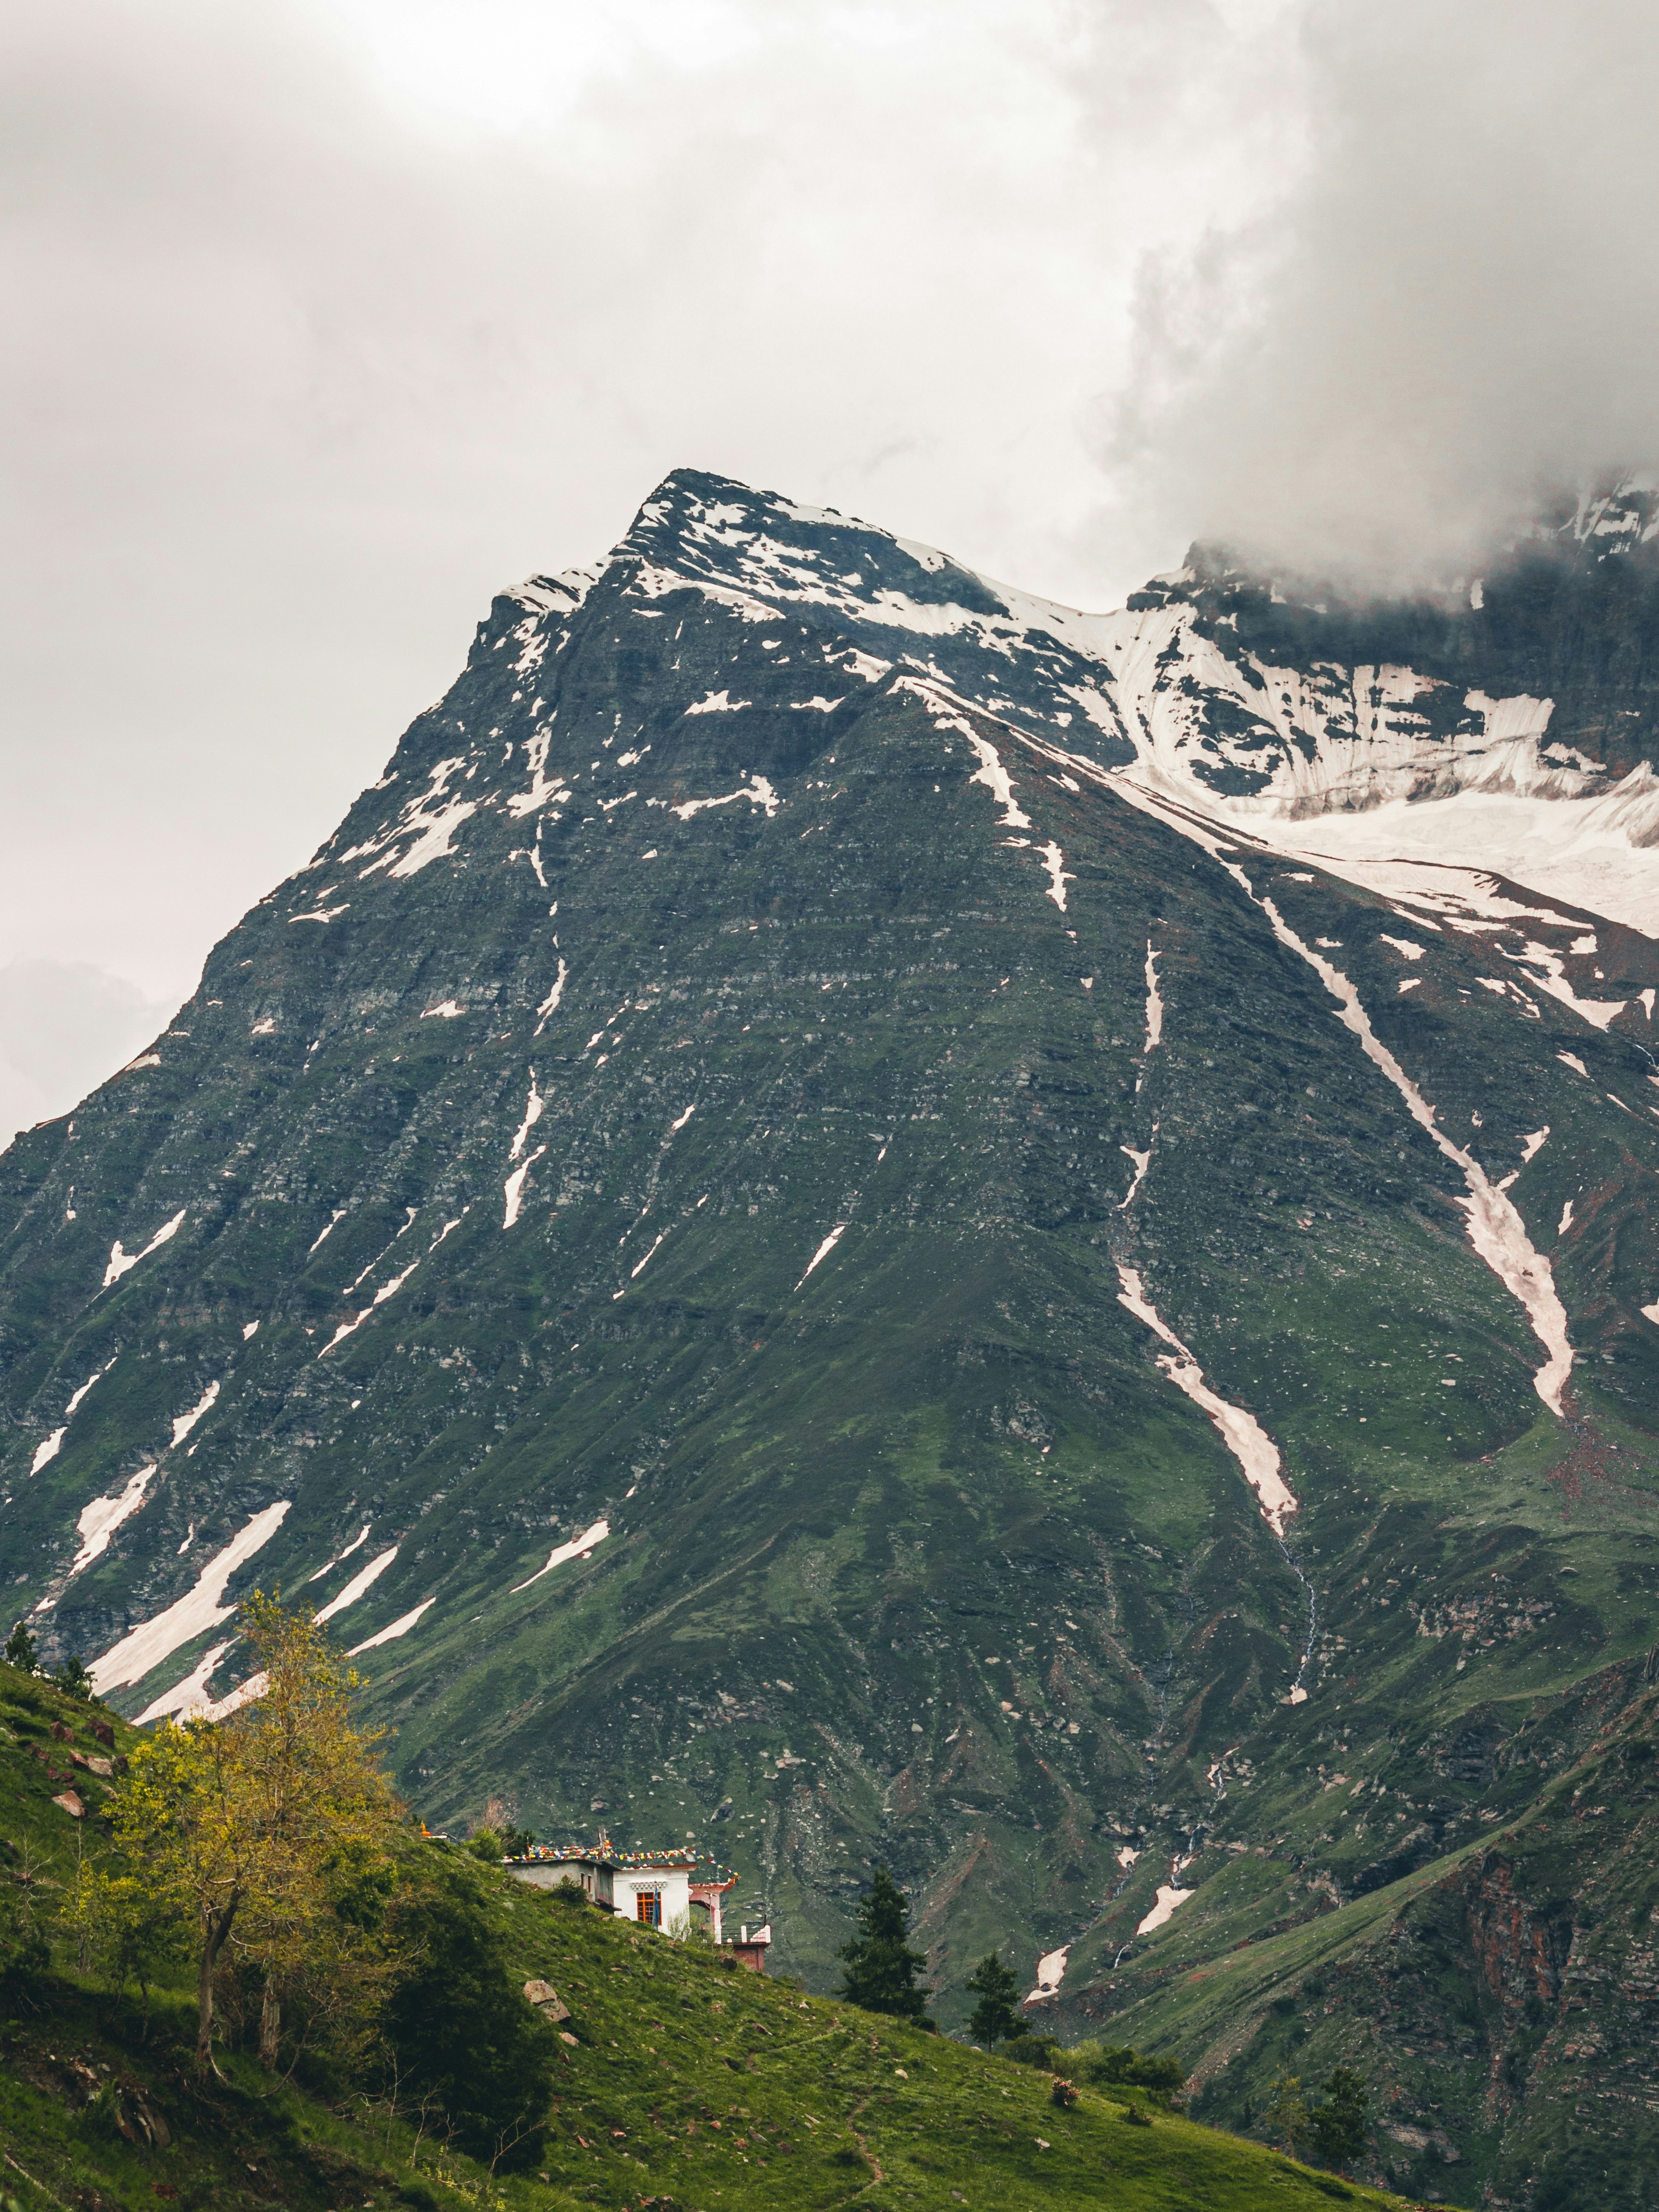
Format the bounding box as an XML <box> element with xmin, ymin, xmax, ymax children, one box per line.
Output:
<box><xmin>506</xmin><ymin>1832</ymin><xmax>736</xmax><ymax>1939</ymax></box>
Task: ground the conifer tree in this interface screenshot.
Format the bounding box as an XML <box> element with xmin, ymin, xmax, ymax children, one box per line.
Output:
<box><xmin>4</xmin><ymin>1620</ymin><xmax>37</xmax><ymax>1672</ymax></box>
<box><xmin>837</xmin><ymin>1863</ymin><xmax>931</xmax><ymax>2024</ymax></box>
<box><xmin>1307</xmin><ymin>2065</ymin><xmax>1370</xmax><ymax>2174</ymax></box>
<box><xmin>963</xmin><ymin>1950</ymin><xmax>1026</xmax><ymax>2046</ymax></box>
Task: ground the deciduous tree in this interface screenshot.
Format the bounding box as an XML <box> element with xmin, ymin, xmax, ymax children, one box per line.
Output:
<box><xmin>110</xmin><ymin>1591</ymin><xmax>401</xmax><ymax>2071</ymax></box>
<box><xmin>1264</xmin><ymin>2070</ymin><xmax>1309</xmax><ymax>2155</ymax></box>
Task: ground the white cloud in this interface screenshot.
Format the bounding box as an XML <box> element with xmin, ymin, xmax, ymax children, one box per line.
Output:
<box><xmin>1106</xmin><ymin>0</ymin><xmax>1659</xmax><ymax>588</ymax></box>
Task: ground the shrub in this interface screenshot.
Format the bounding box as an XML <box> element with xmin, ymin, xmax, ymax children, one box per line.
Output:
<box><xmin>1075</xmin><ymin>2041</ymin><xmax>1185</xmax><ymax>2100</ymax></box>
<box><xmin>1004</xmin><ymin>2032</ymin><xmax>1062</xmax><ymax>2071</ymax></box>
<box><xmin>381</xmin><ymin>1870</ymin><xmax>557</xmax><ymax>2168</ymax></box>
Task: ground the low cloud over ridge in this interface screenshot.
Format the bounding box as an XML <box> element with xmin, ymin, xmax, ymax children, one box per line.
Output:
<box><xmin>1106</xmin><ymin>0</ymin><xmax>1659</xmax><ymax>593</ymax></box>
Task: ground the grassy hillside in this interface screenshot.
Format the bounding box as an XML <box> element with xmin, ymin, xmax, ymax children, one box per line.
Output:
<box><xmin>0</xmin><ymin>1660</ymin><xmax>1416</xmax><ymax>2212</ymax></box>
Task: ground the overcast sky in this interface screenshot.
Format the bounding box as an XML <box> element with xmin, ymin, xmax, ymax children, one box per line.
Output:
<box><xmin>3</xmin><ymin>0</ymin><xmax>1655</xmax><ymax>1141</ymax></box>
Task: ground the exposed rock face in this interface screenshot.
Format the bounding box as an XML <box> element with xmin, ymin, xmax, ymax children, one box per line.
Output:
<box><xmin>522</xmin><ymin>1978</ymin><xmax>571</xmax><ymax>2022</ymax></box>
<box><xmin>4</xmin><ymin>466</ymin><xmax>1659</xmax><ymax>2204</ymax></box>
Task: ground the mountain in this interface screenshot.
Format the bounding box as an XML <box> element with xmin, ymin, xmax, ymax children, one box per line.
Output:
<box><xmin>5</xmin><ymin>466</ymin><xmax>1659</xmax><ymax>2206</ymax></box>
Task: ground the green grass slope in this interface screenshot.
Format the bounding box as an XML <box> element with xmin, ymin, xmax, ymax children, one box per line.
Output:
<box><xmin>0</xmin><ymin>1662</ymin><xmax>1416</xmax><ymax>2212</ymax></box>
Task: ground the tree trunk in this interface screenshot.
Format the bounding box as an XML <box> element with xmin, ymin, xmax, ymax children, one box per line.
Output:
<box><xmin>259</xmin><ymin>1974</ymin><xmax>281</xmax><ymax>2070</ymax></box>
<box><xmin>195</xmin><ymin>1895</ymin><xmax>239</xmax><ymax>2070</ymax></box>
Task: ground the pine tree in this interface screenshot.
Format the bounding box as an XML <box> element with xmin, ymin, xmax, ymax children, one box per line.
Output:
<box><xmin>4</xmin><ymin>1620</ymin><xmax>37</xmax><ymax>1673</ymax></box>
<box><xmin>1307</xmin><ymin>2065</ymin><xmax>1370</xmax><ymax>2174</ymax></box>
<box><xmin>837</xmin><ymin>1864</ymin><xmax>931</xmax><ymax>2024</ymax></box>
<box><xmin>963</xmin><ymin>1950</ymin><xmax>1026</xmax><ymax>2046</ymax></box>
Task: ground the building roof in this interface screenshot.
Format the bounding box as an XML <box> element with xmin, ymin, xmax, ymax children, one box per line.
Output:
<box><xmin>504</xmin><ymin>1834</ymin><xmax>735</xmax><ymax>1884</ymax></box>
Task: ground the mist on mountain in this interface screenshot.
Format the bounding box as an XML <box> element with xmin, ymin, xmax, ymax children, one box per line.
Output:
<box><xmin>1104</xmin><ymin>0</ymin><xmax>1659</xmax><ymax>596</ymax></box>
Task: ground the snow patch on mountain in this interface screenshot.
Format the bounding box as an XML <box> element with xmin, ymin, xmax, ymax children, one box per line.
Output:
<box><xmin>1116</xmin><ymin>1265</ymin><xmax>1297</xmax><ymax>1534</ymax></box>
<box><xmin>1142</xmin><ymin>942</ymin><xmax>1164</xmax><ymax>1054</ymax></box>
<box><xmin>795</xmin><ymin>1223</ymin><xmax>847</xmax><ymax>1290</ymax></box>
<box><xmin>671</xmin><ymin>777</ymin><xmax>779</xmax><ymax>821</ymax></box>
<box><xmin>135</xmin><ymin>1638</ymin><xmax>234</xmax><ymax>1725</ymax></box>
<box><xmin>307</xmin><ymin>1523</ymin><xmax>371</xmax><ymax>1583</ymax></box>
<box><xmin>1247</xmin><ymin>878</ymin><xmax>1574</xmax><ymax>1412</ymax></box>
<box><xmin>512</xmin><ymin>1518</ymin><xmax>610</xmax><ymax>1594</ymax></box>
<box><xmin>314</xmin><ymin>1545</ymin><xmax>398</xmax><ymax>1625</ymax></box>
<box><xmin>30</xmin><ymin>1429</ymin><xmax>67</xmax><ymax>1476</ymax></box>
<box><xmin>510</xmin><ymin>1072</ymin><xmax>545</xmax><ymax>1160</ymax></box>
<box><xmin>102</xmin><ymin>1208</ymin><xmax>186</xmax><ymax>1290</ymax></box>
<box><xmin>33</xmin><ymin>1359</ymin><xmax>118</xmax><ymax>1469</ymax></box>
<box><xmin>59</xmin><ymin>1465</ymin><xmax>156</xmax><ymax>1586</ymax></box>
<box><xmin>348</xmin><ymin>1596</ymin><xmax>438</xmax><ymax>1655</ymax></box>
<box><xmin>1136</xmin><ymin>1880</ymin><xmax>1195</xmax><ymax>1936</ymax></box>
<box><xmin>170</xmin><ymin>1380</ymin><xmax>219</xmax><ymax>1449</ymax></box>
<box><xmin>91</xmin><ymin>1500</ymin><xmax>292</xmax><ymax>1694</ymax></box>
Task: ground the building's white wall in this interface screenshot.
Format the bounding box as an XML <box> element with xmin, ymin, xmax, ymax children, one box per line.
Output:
<box><xmin>506</xmin><ymin>1857</ymin><xmax>709</xmax><ymax>1930</ymax></box>
<box><xmin>507</xmin><ymin>1864</ymin><xmax>586</xmax><ymax>1893</ymax></box>
<box><xmin>618</xmin><ymin>1868</ymin><xmax>691</xmax><ymax>1927</ymax></box>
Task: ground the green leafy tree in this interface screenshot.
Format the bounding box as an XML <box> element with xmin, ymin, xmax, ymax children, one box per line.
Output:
<box><xmin>382</xmin><ymin>1871</ymin><xmax>557</xmax><ymax>2167</ymax></box>
<box><xmin>61</xmin><ymin>1862</ymin><xmax>187</xmax><ymax>2025</ymax></box>
<box><xmin>109</xmin><ymin>1591</ymin><xmax>401</xmax><ymax>2071</ymax></box>
<box><xmin>1004</xmin><ymin>2030</ymin><xmax>1063</xmax><ymax>2070</ymax></box>
<box><xmin>1264</xmin><ymin>2070</ymin><xmax>1310</xmax><ymax>2154</ymax></box>
<box><xmin>3</xmin><ymin>1620</ymin><xmax>37</xmax><ymax>1673</ymax></box>
<box><xmin>963</xmin><ymin>1950</ymin><xmax>1026</xmax><ymax>2046</ymax></box>
<box><xmin>1307</xmin><ymin>2065</ymin><xmax>1370</xmax><ymax>2174</ymax></box>
<box><xmin>837</xmin><ymin>1864</ymin><xmax>931</xmax><ymax>2025</ymax></box>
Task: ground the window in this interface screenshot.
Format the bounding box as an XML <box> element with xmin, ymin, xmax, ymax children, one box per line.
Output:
<box><xmin>635</xmin><ymin>1889</ymin><xmax>662</xmax><ymax>1927</ymax></box>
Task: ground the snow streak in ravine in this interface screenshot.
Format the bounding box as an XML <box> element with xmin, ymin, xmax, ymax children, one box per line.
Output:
<box><xmin>1115</xmin><ymin>1267</ymin><xmax>1298</xmax><ymax>1535</ymax></box>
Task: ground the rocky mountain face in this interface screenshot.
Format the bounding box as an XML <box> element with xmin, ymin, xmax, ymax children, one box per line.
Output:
<box><xmin>5</xmin><ymin>468</ymin><xmax>1659</xmax><ymax>2206</ymax></box>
